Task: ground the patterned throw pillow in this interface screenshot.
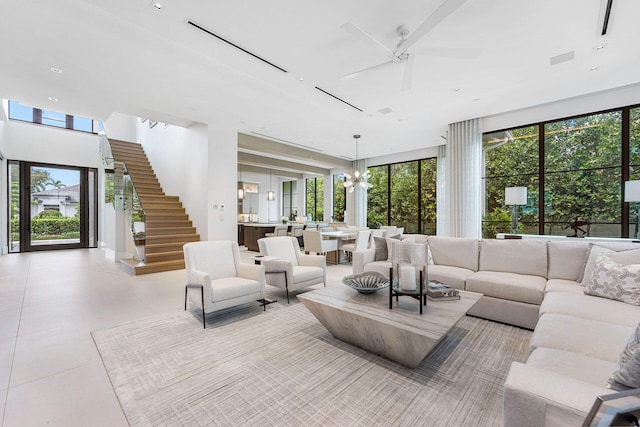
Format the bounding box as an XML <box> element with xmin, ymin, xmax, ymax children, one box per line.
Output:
<box><xmin>584</xmin><ymin>254</ymin><xmax>640</xmax><ymax>305</ymax></box>
<box><xmin>608</xmin><ymin>324</ymin><xmax>640</xmax><ymax>390</ymax></box>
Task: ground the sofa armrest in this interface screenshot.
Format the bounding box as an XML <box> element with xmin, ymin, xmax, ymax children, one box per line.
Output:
<box><xmin>353</xmin><ymin>248</ymin><xmax>375</xmax><ymax>274</ymax></box>
<box><xmin>504</xmin><ymin>362</ymin><xmax>613</xmax><ymax>427</ymax></box>
<box><xmin>236</xmin><ymin>262</ymin><xmax>265</xmax><ymax>285</ymax></box>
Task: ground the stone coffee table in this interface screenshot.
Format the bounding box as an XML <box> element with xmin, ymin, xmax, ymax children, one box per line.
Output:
<box><xmin>297</xmin><ymin>284</ymin><xmax>482</xmax><ymax>368</ymax></box>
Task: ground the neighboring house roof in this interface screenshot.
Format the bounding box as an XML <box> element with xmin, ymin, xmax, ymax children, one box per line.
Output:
<box><xmin>31</xmin><ymin>184</ymin><xmax>81</xmax><ymax>203</ymax></box>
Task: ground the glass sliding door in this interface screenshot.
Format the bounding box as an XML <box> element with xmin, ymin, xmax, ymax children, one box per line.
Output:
<box><xmin>9</xmin><ymin>161</ymin><xmax>98</xmax><ymax>252</ymax></box>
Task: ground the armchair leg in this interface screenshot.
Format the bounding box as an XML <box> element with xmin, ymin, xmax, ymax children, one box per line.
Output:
<box><xmin>284</xmin><ymin>271</ymin><xmax>290</xmax><ymax>304</ymax></box>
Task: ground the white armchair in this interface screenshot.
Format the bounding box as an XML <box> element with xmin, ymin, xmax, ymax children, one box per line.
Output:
<box><xmin>184</xmin><ymin>240</ymin><xmax>266</xmax><ymax>328</ymax></box>
<box><xmin>257</xmin><ymin>236</ymin><xmax>326</xmax><ymax>303</ymax></box>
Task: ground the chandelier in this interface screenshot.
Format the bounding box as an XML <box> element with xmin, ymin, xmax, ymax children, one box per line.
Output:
<box><xmin>344</xmin><ymin>134</ymin><xmax>372</xmax><ymax>193</ymax></box>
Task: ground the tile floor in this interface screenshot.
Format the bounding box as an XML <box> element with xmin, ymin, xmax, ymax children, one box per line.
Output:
<box><xmin>0</xmin><ymin>247</ymin><xmax>352</xmax><ymax>426</ymax></box>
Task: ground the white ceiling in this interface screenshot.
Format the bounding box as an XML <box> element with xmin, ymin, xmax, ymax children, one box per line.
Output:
<box><xmin>1</xmin><ymin>0</ymin><xmax>639</xmax><ymax>163</ymax></box>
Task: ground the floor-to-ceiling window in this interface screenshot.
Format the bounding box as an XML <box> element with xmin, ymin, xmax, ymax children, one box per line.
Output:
<box><xmin>9</xmin><ymin>161</ymin><xmax>98</xmax><ymax>252</ymax></box>
<box><xmin>305</xmin><ymin>177</ymin><xmax>324</xmax><ymax>221</ymax></box>
<box><xmin>483</xmin><ymin>126</ymin><xmax>539</xmax><ymax>238</ymax></box>
<box><xmin>332</xmin><ymin>174</ymin><xmax>346</xmax><ymax>222</ymax></box>
<box><xmin>282</xmin><ymin>180</ymin><xmax>298</xmax><ymax>220</ymax></box>
<box><xmin>483</xmin><ymin>105</ymin><xmax>639</xmax><ymax>238</ymax></box>
<box><xmin>366</xmin><ymin>158</ymin><xmax>437</xmax><ymax>233</ymax></box>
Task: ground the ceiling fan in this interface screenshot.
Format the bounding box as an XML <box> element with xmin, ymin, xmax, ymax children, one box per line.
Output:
<box><xmin>340</xmin><ymin>0</ymin><xmax>479</xmax><ymax>91</ymax></box>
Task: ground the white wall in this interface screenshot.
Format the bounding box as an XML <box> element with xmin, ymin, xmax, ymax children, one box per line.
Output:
<box><xmin>103</xmin><ymin>112</ymin><xmax>137</xmax><ymax>142</ymax></box>
<box><xmin>136</xmin><ymin>121</ymin><xmax>209</xmax><ymax>239</ymax></box>
<box><xmin>0</xmin><ymin>118</ymin><xmax>101</xmax><ymax>254</ymax></box>
<box><xmin>208</xmin><ymin>126</ymin><xmax>238</xmax><ymax>241</ymax></box>
<box><xmin>484</xmin><ymin>83</ymin><xmax>640</xmax><ymax>133</ymax></box>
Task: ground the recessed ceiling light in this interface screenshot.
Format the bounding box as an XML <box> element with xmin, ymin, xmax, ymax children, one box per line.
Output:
<box><xmin>594</xmin><ymin>44</ymin><xmax>607</xmax><ymax>51</ymax></box>
<box><xmin>472</xmin><ymin>98</ymin><xmax>480</xmax><ymax>102</ymax></box>
<box><xmin>48</xmin><ymin>97</ymin><xmax>58</xmax><ymax>102</ymax></box>
<box><xmin>589</xmin><ymin>66</ymin><xmax>600</xmax><ymax>72</ymax></box>
<box><xmin>50</xmin><ymin>67</ymin><xmax>62</xmax><ymax>74</ymax></box>
<box><xmin>299</xmin><ymin>77</ymin><xmax>304</xmax><ymax>81</ymax></box>
<box><xmin>453</xmin><ymin>88</ymin><xmax>461</xmax><ymax>92</ymax></box>
<box><xmin>150</xmin><ymin>2</ymin><xmax>163</xmax><ymax>10</ymax></box>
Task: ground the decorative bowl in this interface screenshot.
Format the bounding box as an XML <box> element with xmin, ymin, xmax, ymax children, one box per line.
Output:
<box><xmin>342</xmin><ymin>272</ymin><xmax>390</xmax><ymax>294</ymax></box>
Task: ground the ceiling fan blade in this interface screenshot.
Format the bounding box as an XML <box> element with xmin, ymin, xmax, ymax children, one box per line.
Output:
<box><xmin>339</xmin><ymin>60</ymin><xmax>399</xmax><ymax>80</ymax></box>
<box><xmin>401</xmin><ymin>55</ymin><xmax>415</xmax><ymax>91</ymax></box>
<box><xmin>395</xmin><ymin>0</ymin><xmax>469</xmax><ymax>56</ymax></box>
<box><xmin>415</xmin><ymin>47</ymin><xmax>482</xmax><ymax>59</ymax></box>
<box><xmin>341</xmin><ymin>21</ymin><xmax>399</xmax><ymax>62</ymax></box>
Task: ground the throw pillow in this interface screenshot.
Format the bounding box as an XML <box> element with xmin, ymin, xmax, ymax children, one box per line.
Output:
<box><xmin>579</xmin><ymin>245</ymin><xmax>614</xmax><ymax>286</ymax></box>
<box><xmin>609</xmin><ymin>247</ymin><xmax>640</xmax><ymax>265</ymax></box>
<box><xmin>373</xmin><ymin>237</ymin><xmax>388</xmax><ymax>261</ymax></box>
<box><xmin>584</xmin><ymin>254</ymin><xmax>640</xmax><ymax>305</ymax></box>
<box><xmin>608</xmin><ymin>324</ymin><xmax>640</xmax><ymax>390</ymax></box>
<box><xmin>385</xmin><ymin>234</ymin><xmax>402</xmax><ymax>261</ymax></box>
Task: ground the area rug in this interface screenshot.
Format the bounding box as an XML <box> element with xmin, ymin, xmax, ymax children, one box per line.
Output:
<box><xmin>92</xmin><ymin>299</ymin><xmax>531</xmax><ymax>426</ymax></box>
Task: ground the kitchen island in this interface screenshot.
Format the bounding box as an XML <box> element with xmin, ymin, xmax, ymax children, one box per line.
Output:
<box><xmin>240</xmin><ymin>223</ymin><xmax>279</xmax><ymax>251</ymax></box>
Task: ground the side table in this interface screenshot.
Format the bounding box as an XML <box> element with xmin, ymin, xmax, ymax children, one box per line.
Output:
<box><xmin>254</xmin><ymin>256</ymin><xmax>280</xmax><ymax>305</ymax></box>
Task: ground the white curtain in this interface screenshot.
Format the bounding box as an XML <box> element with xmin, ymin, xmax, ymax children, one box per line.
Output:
<box><xmin>436</xmin><ymin>144</ymin><xmax>446</xmax><ymax>236</ymax></box>
<box><xmin>346</xmin><ymin>159</ymin><xmax>368</xmax><ymax>227</ymax></box>
<box><xmin>445</xmin><ymin>118</ymin><xmax>483</xmax><ymax>238</ymax></box>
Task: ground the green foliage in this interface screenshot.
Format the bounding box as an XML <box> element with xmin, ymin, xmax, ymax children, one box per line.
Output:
<box><xmin>484</xmin><ymin>111</ymin><xmax>626</xmax><ymax>236</ymax></box>
<box><xmin>482</xmin><ymin>208</ymin><xmax>516</xmax><ymax>238</ymax></box>
<box><xmin>366</xmin><ymin>159</ymin><xmax>438</xmax><ymax>234</ymax></box>
<box><xmin>306</xmin><ymin>177</ymin><xmax>324</xmax><ymax>221</ymax></box>
<box><xmin>36</xmin><ymin>209</ymin><xmax>63</xmax><ymax>218</ymax></box>
<box><xmin>332</xmin><ymin>175</ymin><xmax>346</xmax><ymax>221</ymax></box>
<box><xmin>31</xmin><ymin>217</ymin><xmax>80</xmax><ymax>236</ymax></box>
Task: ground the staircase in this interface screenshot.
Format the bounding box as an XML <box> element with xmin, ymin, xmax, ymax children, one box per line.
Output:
<box><xmin>108</xmin><ymin>139</ymin><xmax>200</xmax><ymax>275</ymax></box>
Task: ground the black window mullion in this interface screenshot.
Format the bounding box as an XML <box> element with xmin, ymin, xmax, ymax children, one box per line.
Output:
<box><xmin>622</xmin><ymin>107</ymin><xmax>631</xmax><ymax>237</ymax></box>
<box><xmin>538</xmin><ymin>124</ymin><xmax>545</xmax><ymax>235</ymax></box>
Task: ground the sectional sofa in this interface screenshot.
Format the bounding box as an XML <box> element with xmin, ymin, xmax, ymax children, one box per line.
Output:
<box><xmin>352</xmin><ymin>236</ymin><xmax>640</xmax><ymax>426</ymax></box>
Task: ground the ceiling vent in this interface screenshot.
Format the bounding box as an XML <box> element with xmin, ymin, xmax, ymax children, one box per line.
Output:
<box><xmin>549</xmin><ymin>51</ymin><xmax>575</xmax><ymax>66</ymax></box>
<box><xmin>600</xmin><ymin>0</ymin><xmax>614</xmax><ymax>35</ymax></box>
<box><xmin>314</xmin><ymin>87</ymin><xmax>363</xmax><ymax>112</ymax></box>
<box><xmin>187</xmin><ymin>20</ymin><xmax>287</xmax><ymax>73</ymax></box>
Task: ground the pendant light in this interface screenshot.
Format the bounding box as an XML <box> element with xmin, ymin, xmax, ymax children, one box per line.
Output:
<box><xmin>267</xmin><ymin>169</ymin><xmax>275</xmax><ymax>201</ymax></box>
<box><xmin>343</xmin><ymin>134</ymin><xmax>372</xmax><ymax>193</ymax></box>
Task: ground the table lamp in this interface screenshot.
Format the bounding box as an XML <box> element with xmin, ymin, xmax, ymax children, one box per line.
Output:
<box><xmin>625</xmin><ymin>180</ymin><xmax>640</xmax><ymax>239</ymax></box>
<box><xmin>505</xmin><ymin>187</ymin><xmax>528</xmax><ymax>234</ymax></box>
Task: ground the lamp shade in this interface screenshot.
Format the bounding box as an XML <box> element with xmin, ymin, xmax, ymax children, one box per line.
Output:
<box><xmin>505</xmin><ymin>187</ymin><xmax>527</xmax><ymax>205</ymax></box>
<box><xmin>625</xmin><ymin>180</ymin><xmax>640</xmax><ymax>202</ymax></box>
<box><xmin>267</xmin><ymin>191</ymin><xmax>275</xmax><ymax>201</ymax></box>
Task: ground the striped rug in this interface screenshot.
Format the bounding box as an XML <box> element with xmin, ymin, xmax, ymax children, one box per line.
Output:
<box><xmin>92</xmin><ymin>295</ymin><xmax>531</xmax><ymax>426</ymax></box>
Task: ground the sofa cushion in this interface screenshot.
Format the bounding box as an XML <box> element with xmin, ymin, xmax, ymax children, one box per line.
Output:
<box><xmin>539</xmin><ymin>292</ymin><xmax>640</xmax><ymax>327</ymax></box>
<box><xmin>547</xmin><ymin>241</ymin><xmax>590</xmax><ymax>280</ymax></box>
<box><xmin>608</xmin><ymin>323</ymin><xmax>640</xmax><ymax>390</ymax></box>
<box><xmin>527</xmin><ymin>347</ymin><xmax>616</xmax><ymax>387</ymax></box>
<box><xmin>211</xmin><ymin>277</ymin><xmax>262</xmax><ymax>302</ymax></box>
<box><xmin>427</xmin><ymin>265</ymin><xmax>473</xmax><ymax>290</ymax></box>
<box><xmin>609</xmin><ymin>247</ymin><xmax>640</xmax><ymax>265</ymax></box>
<box><xmin>584</xmin><ymin>254</ymin><xmax>640</xmax><ymax>305</ymax></box>
<box><xmin>427</xmin><ymin>236</ymin><xmax>479</xmax><ymax>271</ymax></box>
<box><xmin>480</xmin><ymin>239</ymin><xmax>547</xmax><ymax>278</ymax></box>
<box><xmin>545</xmin><ymin>279</ymin><xmax>583</xmax><ymax>294</ymax></box>
<box><xmin>466</xmin><ymin>271</ymin><xmax>546</xmax><ymax>305</ymax></box>
<box><xmin>530</xmin><ymin>314</ymin><xmax>634</xmax><ymax>363</ymax></box>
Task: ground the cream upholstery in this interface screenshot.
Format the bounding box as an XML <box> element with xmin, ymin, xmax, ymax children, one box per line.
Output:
<box><xmin>479</xmin><ymin>239</ymin><xmax>547</xmax><ymax>277</ymax></box>
<box><xmin>339</xmin><ymin>230</ymin><xmax>371</xmax><ymax>262</ymax></box>
<box><xmin>183</xmin><ymin>240</ymin><xmax>266</xmax><ymax>328</ymax></box>
<box><xmin>466</xmin><ymin>271</ymin><xmax>546</xmax><ymax>305</ymax></box>
<box><xmin>303</xmin><ymin>230</ymin><xmax>338</xmax><ymax>259</ymax></box>
<box><xmin>258</xmin><ymin>236</ymin><xmax>326</xmax><ymax>303</ymax></box>
<box><xmin>428</xmin><ymin>236</ymin><xmax>479</xmax><ymax>271</ymax></box>
<box><xmin>265</xmin><ymin>224</ymin><xmax>288</xmax><ymax>237</ymax></box>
